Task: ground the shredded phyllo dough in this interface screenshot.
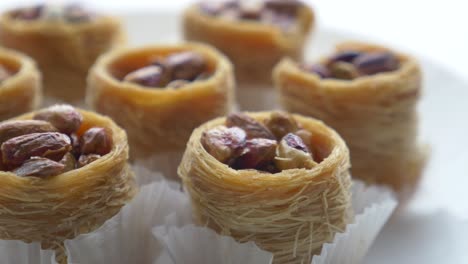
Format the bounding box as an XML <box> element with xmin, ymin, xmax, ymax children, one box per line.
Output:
<box><xmin>0</xmin><ymin>109</ymin><xmax>136</xmax><ymax>264</ymax></box>
<box><xmin>87</xmin><ymin>43</ymin><xmax>235</xmax><ymax>159</ymax></box>
<box><xmin>0</xmin><ymin>7</ymin><xmax>124</xmax><ymax>102</ymax></box>
<box><xmin>182</xmin><ymin>1</ymin><xmax>314</xmax><ymax>84</ymax></box>
<box><xmin>179</xmin><ymin>112</ymin><xmax>352</xmax><ymax>264</ymax></box>
<box><xmin>274</xmin><ymin>42</ymin><xmax>427</xmax><ymax>200</ymax></box>
<box><xmin>0</xmin><ymin>47</ymin><xmax>41</xmax><ymax>121</ymax></box>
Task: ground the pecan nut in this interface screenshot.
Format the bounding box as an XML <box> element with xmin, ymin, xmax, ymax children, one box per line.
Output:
<box><xmin>226</xmin><ymin>113</ymin><xmax>275</xmax><ymax>139</ymax></box>
<box><xmin>80</xmin><ymin>127</ymin><xmax>113</xmax><ymax>155</ymax></box>
<box><xmin>33</xmin><ymin>104</ymin><xmax>83</xmax><ymax>135</ymax></box>
<box><xmin>13</xmin><ymin>157</ymin><xmax>65</xmax><ymax>177</ymax></box>
<box><xmin>1</xmin><ymin>132</ymin><xmax>71</xmax><ymax>167</ymax></box>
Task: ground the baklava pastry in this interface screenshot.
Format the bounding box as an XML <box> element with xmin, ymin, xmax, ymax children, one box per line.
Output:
<box><xmin>183</xmin><ymin>0</ymin><xmax>314</xmax><ymax>86</ymax></box>
<box><xmin>179</xmin><ymin>111</ymin><xmax>352</xmax><ymax>263</ymax></box>
<box><xmin>87</xmin><ymin>43</ymin><xmax>234</xmax><ymax>178</ymax></box>
<box><xmin>0</xmin><ymin>3</ymin><xmax>125</xmax><ymax>102</ymax></box>
<box><xmin>274</xmin><ymin>41</ymin><xmax>426</xmax><ymax>200</ymax></box>
<box><xmin>0</xmin><ymin>47</ymin><xmax>41</xmax><ymax>120</ymax></box>
<box><xmin>0</xmin><ymin>104</ymin><xmax>136</xmax><ymax>263</ymax></box>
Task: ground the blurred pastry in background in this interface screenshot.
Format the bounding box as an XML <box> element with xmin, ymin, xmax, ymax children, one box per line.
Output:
<box><xmin>0</xmin><ymin>47</ymin><xmax>41</xmax><ymax>120</ymax></box>
<box><xmin>274</xmin><ymin>41</ymin><xmax>427</xmax><ymax>200</ymax></box>
<box><xmin>0</xmin><ymin>3</ymin><xmax>125</xmax><ymax>102</ymax></box>
<box><xmin>183</xmin><ymin>0</ymin><xmax>314</xmax><ymax>110</ymax></box>
<box><xmin>87</xmin><ymin>42</ymin><xmax>235</xmax><ymax>180</ymax></box>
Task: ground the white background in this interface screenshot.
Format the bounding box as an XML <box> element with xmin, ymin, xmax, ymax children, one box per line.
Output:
<box><xmin>1</xmin><ymin>0</ymin><xmax>467</xmax><ymax>80</ymax></box>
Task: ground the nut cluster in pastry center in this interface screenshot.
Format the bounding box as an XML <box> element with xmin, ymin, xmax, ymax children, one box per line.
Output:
<box><xmin>10</xmin><ymin>3</ymin><xmax>96</xmax><ymax>23</ymax></box>
<box><xmin>302</xmin><ymin>50</ymin><xmax>400</xmax><ymax>80</ymax></box>
<box><xmin>201</xmin><ymin>112</ymin><xmax>320</xmax><ymax>173</ymax></box>
<box><xmin>199</xmin><ymin>0</ymin><xmax>304</xmax><ymax>31</ymax></box>
<box><xmin>122</xmin><ymin>51</ymin><xmax>212</xmax><ymax>89</ymax></box>
<box><xmin>0</xmin><ymin>105</ymin><xmax>112</xmax><ymax>178</ymax></box>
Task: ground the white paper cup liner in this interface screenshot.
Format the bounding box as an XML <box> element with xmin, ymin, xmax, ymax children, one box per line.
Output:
<box><xmin>147</xmin><ymin>179</ymin><xmax>396</xmax><ymax>264</ymax></box>
<box><xmin>0</xmin><ymin>168</ymin><xmax>395</xmax><ymax>264</ymax></box>
<box><xmin>311</xmin><ymin>181</ymin><xmax>397</xmax><ymax>264</ymax></box>
<box><xmin>153</xmin><ymin>225</ymin><xmax>274</xmax><ymax>264</ymax></box>
<box><xmin>0</xmin><ymin>240</ymin><xmax>56</xmax><ymax>264</ymax></box>
<box><xmin>237</xmin><ymin>84</ymin><xmax>279</xmax><ymax>111</ymax></box>
<box><xmin>65</xmin><ymin>177</ymin><xmax>191</xmax><ymax>264</ymax></box>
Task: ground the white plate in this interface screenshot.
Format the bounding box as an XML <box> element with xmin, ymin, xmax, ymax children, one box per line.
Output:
<box><xmin>122</xmin><ymin>11</ymin><xmax>468</xmax><ymax>264</ymax></box>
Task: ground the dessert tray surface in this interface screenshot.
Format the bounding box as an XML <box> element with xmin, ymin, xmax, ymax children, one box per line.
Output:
<box><xmin>122</xmin><ymin>11</ymin><xmax>468</xmax><ymax>263</ymax></box>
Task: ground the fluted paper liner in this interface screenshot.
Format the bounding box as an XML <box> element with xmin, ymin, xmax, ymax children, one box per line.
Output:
<box><xmin>312</xmin><ymin>181</ymin><xmax>397</xmax><ymax>264</ymax></box>
<box><xmin>0</xmin><ymin>240</ymin><xmax>56</xmax><ymax>264</ymax></box>
<box><xmin>152</xmin><ymin>180</ymin><xmax>396</xmax><ymax>264</ymax></box>
<box><xmin>0</xmin><ymin>169</ymin><xmax>395</xmax><ymax>263</ymax></box>
<box><xmin>66</xmin><ymin>169</ymin><xmax>191</xmax><ymax>264</ymax></box>
<box><xmin>153</xmin><ymin>225</ymin><xmax>274</xmax><ymax>264</ymax></box>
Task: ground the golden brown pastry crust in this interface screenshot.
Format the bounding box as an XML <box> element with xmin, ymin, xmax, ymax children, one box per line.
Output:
<box><xmin>183</xmin><ymin>3</ymin><xmax>314</xmax><ymax>85</ymax></box>
<box><xmin>0</xmin><ymin>108</ymin><xmax>136</xmax><ymax>263</ymax></box>
<box><xmin>274</xmin><ymin>42</ymin><xmax>426</xmax><ymax>200</ymax></box>
<box><xmin>0</xmin><ymin>47</ymin><xmax>41</xmax><ymax>121</ymax></box>
<box><xmin>0</xmin><ymin>12</ymin><xmax>125</xmax><ymax>102</ymax></box>
<box><xmin>179</xmin><ymin>112</ymin><xmax>352</xmax><ymax>264</ymax></box>
<box><xmin>87</xmin><ymin>43</ymin><xmax>235</xmax><ymax>162</ymax></box>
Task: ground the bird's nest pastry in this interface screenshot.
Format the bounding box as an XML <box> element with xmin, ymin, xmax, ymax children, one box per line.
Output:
<box><xmin>179</xmin><ymin>111</ymin><xmax>352</xmax><ymax>264</ymax></box>
<box><xmin>87</xmin><ymin>42</ymin><xmax>235</xmax><ymax>162</ymax></box>
<box><xmin>183</xmin><ymin>0</ymin><xmax>314</xmax><ymax>85</ymax></box>
<box><xmin>0</xmin><ymin>104</ymin><xmax>136</xmax><ymax>263</ymax></box>
<box><xmin>0</xmin><ymin>3</ymin><xmax>125</xmax><ymax>102</ymax></box>
<box><xmin>0</xmin><ymin>47</ymin><xmax>41</xmax><ymax>121</ymax></box>
<box><xmin>274</xmin><ymin>41</ymin><xmax>426</xmax><ymax>200</ymax></box>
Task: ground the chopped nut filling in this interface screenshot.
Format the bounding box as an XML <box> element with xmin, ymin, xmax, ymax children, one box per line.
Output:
<box><xmin>201</xmin><ymin>111</ymin><xmax>319</xmax><ymax>172</ymax></box>
<box><xmin>0</xmin><ymin>105</ymin><xmax>112</xmax><ymax>177</ymax></box>
<box><xmin>302</xmin><ymin>50</ymin><xmax>400</xmax><ymax>80</ymax></box>
<box><xmin>122</xmin><ymin>51</ymin><xmax>211</xmax><ymax>89</ymax></box>
<box><xmin>11</xmin><ymin>4</ymin><xmax>96</xmax><ymax>23</ymax></box>
<box><xmin>199</xmin><ymin>0</ymin><xmax>304</xmax><ymax>31</ymax></box>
